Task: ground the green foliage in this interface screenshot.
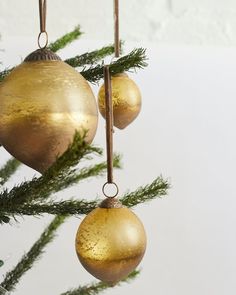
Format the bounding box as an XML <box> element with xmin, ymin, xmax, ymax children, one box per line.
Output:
<box><xmin>48</xmin><ymin>26</ymin><xmax>83</xmax><ymax>52</ymax></box>
<box><xmin>1</xmin><ymin>216</ymin><xmax>66</xmax><ymax>292</ymax></box>
<box><xmin>0</xmin><ymin>176</ymin><xmax>169</xmax><ymax>218</ymax></box>
<box><xmin>0</xmin><ymin>158</ymin><xmax>21</xmax><ymax>186</ymax></box>
<box><xmin>65</xmin><ymin>42</ymin><xmax>123</xmax><ymax>67</ymax></box>
<box><xmin>60</xmin><ymin>270</ymin><xmax>140</xmax><ymax>295</ymax></box>
<box><xmin>81</xmin><ymin>48</ymin><xmax>148</xmax><ymax>83</ymax></box>
<box><xmin>0</xmin><ymin>132</ymin><xmax>121</xmax><ymax>223</ymax></box>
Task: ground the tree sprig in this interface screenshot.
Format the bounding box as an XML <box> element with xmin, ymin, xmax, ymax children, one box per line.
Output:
<box><xmin>60</xmin><ymin>270</ymin><xmax>140</xmax><ymax>295</ymax></box>
<box><xmin>65</xmin><ymin>42</ymin><xmax>123</xmax><ymax>67</ymax></box>
<box><xmin>0</xmin><ymin>215</ymin><xmax>66</xmax><ymax>292</ymax></box>
<box><xmin>0</xmin><ymin>132</ymin><xmax>101</xmax><ymax>213</ymax></box>
<box><xmin>1</xmin><ymin>176</ymin><xmax>169</xmax><ymax>220</ymax></box>
<box><xmin>0</xmin><ymin>26</ymin><xmax>83</xmax><ymax>82</ymax></box>
<box><xmin>0</xmin><ymin>158</ymin><xmax>21</xmax><ymax>186</ymax></box>
<box><xmin>81</xmin><ymin>48</ymin><xmax>148</xmax><ymax>83</ymax></box>
<box><xmin>48</xmin><ymin>25</ymin><xmax>83</xmax><ymax>53</ymax></box>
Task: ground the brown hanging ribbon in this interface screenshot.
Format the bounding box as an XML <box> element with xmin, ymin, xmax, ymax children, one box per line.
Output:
<box><xmin>39</xmin><ymin>0</ymin><xmax>47</xmax><ymax>32</ymax></box>
<box><xmin>104</xmin><ymin>65</ymin><xmax>113</xmax><ymax>183</ymax></box>
<box><xmin>114</xmin><ymin>0</ymin><xmax>120</xmax><ymax>57</ymax></box>
<box><xmin>38</xmin><ymin>0</ymin><xmax>48</xmax><ymax>48</ymax></box>
<box><xmin>102</xmin><ymin>66</ymin><xmax>119</xmax><ymax>198</ymax></box>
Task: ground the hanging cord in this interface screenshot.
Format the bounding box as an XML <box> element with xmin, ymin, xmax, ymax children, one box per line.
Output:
<box><xmin>114</xmin><ymin>0</ymin><xmax>120</xmax><ymax>57</ymax></box>
<box><xmin>102</xmin><ymin>66</ymin><xmax>119</xmax><ymax>198</ymax></box>
<box><xmin>38</xmin><ymin>0</ymin><xmax>48</xmax><ymax>49</ymax></box>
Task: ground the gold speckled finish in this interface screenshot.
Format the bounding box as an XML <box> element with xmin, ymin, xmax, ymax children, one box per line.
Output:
<box><xmin>98</xmin><ymin>73</ymin><xmax>141</xmax><ymax>129</ymax></box>
<box><xmin>75</xmin><ymin>206</ymin><xmax>146</xmax><ymax>285</ymax></box>
<box><xmin>0</xmin><ymin>60</ymin><xmax>98</xmax><ymax>173</ymax></box>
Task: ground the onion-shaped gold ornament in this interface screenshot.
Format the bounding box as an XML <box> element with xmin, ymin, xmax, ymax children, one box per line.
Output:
<box><xmin>97</xmin><ymin>73</ymin><xmax>141</xmax><ymax>129</ymax></box>
<box><xmin>75</xmin><ymin>198</ymin><xmax>146</xmax><ymax>285</ymax></box>
<box><xmin>0</xmin><ymin>49</ymin><xmax>98</xmax><ymax>173</ymax></box>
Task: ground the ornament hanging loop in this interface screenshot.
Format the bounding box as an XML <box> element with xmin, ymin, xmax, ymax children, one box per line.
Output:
<box><xmin>37</xmin><ymin>31</ymin><xmax>48</xmax><ymax>49</ymax></box>
<box><xmin>103</xmin><ymin>65</ymin><xmax>119</xmax><ymax>198</ymax></box>
<box><xmin>114</xmin><ymin>0</ymin><xmax>120</xmax><ymax>57</ymax></box>
<box><xmin>102</xmin><ymin>182</ymin><xmax>119</xmax><ymax>198</ymax></box>
<box><xmin>38</xmin><ymin>0</ymin><xmax>48</xmax><ymax>49</ymax></box>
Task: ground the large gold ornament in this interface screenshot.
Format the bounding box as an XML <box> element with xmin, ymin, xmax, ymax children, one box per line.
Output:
<box><xmin>98</xmin><ymin>73</ymin><xmax>141</xmax><ymax>129</ymax></box>
<box><xmin>75</xmin><ymin>198</ymin><xmax>146</xmax><ymax>285</ymax></box>
<box><xmin>0</xmin><ymin>49</ymin><xmax>98</xmax><ymax>173</ymax></box>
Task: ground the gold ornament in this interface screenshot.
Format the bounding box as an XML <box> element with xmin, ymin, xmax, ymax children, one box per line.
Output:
<box><xmin>75</xmin><ymin>198</ymin><xmax>146</xmax><ymax>285</ymax></box>
<box><xmin>98</xmin><ymin>73</ymin><xmax>141</xmax><ymax>129</ymax></box>
<box><xmin>0</xmin><ymin>49</ymin><xmax>98</xmax><ymax>173</ymax></box>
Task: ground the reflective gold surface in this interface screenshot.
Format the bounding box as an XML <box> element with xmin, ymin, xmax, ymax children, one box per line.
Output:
<box><xmin>0</xmin><ymin>60</ymin><xmax>98</xmax><ymax>172</ymax></box>
<box><xmin>75</xmin><ymin>206</ymin><xmax>146</xmax><ymax>285</ymax></box>
<box><xmin>98</xmin><ymin>73</ymin><xmax>141</xmax><ymax>129</ymax></box>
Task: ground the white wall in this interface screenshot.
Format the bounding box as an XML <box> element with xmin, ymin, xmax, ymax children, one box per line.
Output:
<box><xmin>0</xmin><ymin>1</ymin><xmax>236</xmax><ymax>295</ymax></box>
<box><xmin>1</xmin><ymin>0</ymin><xmax>236</xmax><ymax>46</ymax></box>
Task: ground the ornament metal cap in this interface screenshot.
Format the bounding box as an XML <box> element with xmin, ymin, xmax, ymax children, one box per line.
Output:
<box><xmin>99</xmin><ymin>197</ymin><xmax>123</xmax><ymax>209</ymax></box>
<box><xmin>24</xmin><ymin>48</ymin><xmax>61</xmax><ymax>62</ymax></box>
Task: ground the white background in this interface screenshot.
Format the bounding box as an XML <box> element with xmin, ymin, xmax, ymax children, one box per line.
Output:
<box><xmin>1</xmin><ymin>1</ymin><xmax>236</xmax><ymax>295</ymax></box>
<box><xmin>2</xmin><ymin>0</ymin><xmax>236</xmax><ymax>45</ymax></box>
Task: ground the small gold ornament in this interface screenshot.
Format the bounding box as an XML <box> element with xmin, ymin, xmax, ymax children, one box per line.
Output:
<box><xmin>98</xmin><ymin>73</ymin><xmax>141</xmax><ymax>129</ymax></box>
<box><xmin>0</xmin><ymin>49</ymin><xmax>98</xmax><ymax>173</ymax></box>
<box><xmin>75</xmin><ymin>198</ymin><xmax>146</xmax><ymax>285</ymax></box>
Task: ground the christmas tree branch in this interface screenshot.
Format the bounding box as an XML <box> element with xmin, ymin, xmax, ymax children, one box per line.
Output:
<box><xmin>0</xmin><ymin>133</ymin><xmax>122</xmax><ymax>224</ymax></box>
<box><xmin>0</xmin><ymin>46</ymin><xmax>146</xmax><ymax>83</ymax></box>
<box><xmin>60</xmin><ymin>269</ymin><xmax>140</xmax><ymax>295</ymax></box>
<box><xmin>56</xmin><ymin>153</ymin><xmax>121</xmax><ymax>191</ymax></box>
<box><xmin>48</xmin><ymin>25</ymin><xmax>83</xmax><ymax>52</ymax></box>
<box><xmin>0</xmin><ymin>158</ymin><xmax>21</xmax><ymax>186</ymax></box>
<box><xmin>122</xmin><ymin>176</ymin><xmax>170</xmax><ymax>207</ymax></box>
<box><xmin>0</xmin><ymin>26</ymin><xmax>83</xmax><ymax>82</ymax></box>
<box><xmin>2</xmin><ymin>176</ymin><xmax>169</xmax><ymax>218</ymax></box>
<box><xmin>81</xmin><ymin>48</ymin><xmax>148</xmax><ymax>83</ymax></box>
<box><xmin>0</xmin><ymin>132</ymin><xmax>101</xmax><ymax>206</ymax></box>
<box><xmin>65</xmin><ymin>42</ymin><xmax>123</xmax><ymax>67</ymax></box>
<box><xmin>0</xmin><ymin>215</ymin><xmax>66</xmax><ymax>292</ymax></box>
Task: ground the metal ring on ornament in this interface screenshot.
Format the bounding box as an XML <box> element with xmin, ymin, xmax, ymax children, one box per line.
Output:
<box><xmin>102</xmin><ymin>182</ymin><xmax>119</xmax><ymax>198</ymax></box>
<box><xmin>37</xmin><ymin>31</ymin><xmax>48</xmax><ymax>49</ymax></box>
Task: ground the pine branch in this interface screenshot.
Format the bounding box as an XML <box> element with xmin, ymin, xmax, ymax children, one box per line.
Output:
<box><xmin>0</xmin><ymin>135</ymin><xmax>122</xmax><ymax>224</ymax></box>
<box><xmin>48</xmin><ymin>26</ymin><xmax>83</xmax><ymax>52</ymax></box>
<box><xmin>0</xmin><ymin>132</ymin><xmax>101</xmax><ymax>214</ymax></box>
<box><xmin>122</xmin><ymin>176</ymin><xmax>170</xmax><ymax>207</ymax></box>
<box><xmin>0</xmin><ymin>68</ymin><xmax>12</xmax><ymax>82</ymax></box>
<box><xmin>0</xmin><ymin>26</ymin><xmax>82</xmax><ymax>82</ymax></box>
<box><xmin>65</xmin><ymin>42</ymin><xmax>123</xmax><ymax>67</ymax></box>
<box><xmin>0</xmin><ymin>46</ymin><xmax>146</xmax><ymax>83</ymax></box>
<box><xmin>0</xmin><ymin>215</ymin><xmax>66</xmax><ymax>292</ymax></box>
<box><xmin>13</xmin><ymin>200</ymin><xmax>98</xmax><ymax>216</ymax></box>
<box><xmin>0</xmin><ymin>158</ymin><xmax>21</xmax><ymax>186</ymax></box>
<box><xmin>81</xmin><ymin>48</ymin><xmax>148</xmax><ymax>83</ymax></box>
<box><xmin>55</xmin><ymin>153</ymin><xmax>121</xmax><ymax>191</ymax></box>
<box><xmin>2</xmin><ymin>176</ymin><xmax>169</xmax><ymax>218</ymax></box>
<box><xmin>60</xmin><ymin>270</ymin><xmax>140</xmax><ymax>295</ymax></box>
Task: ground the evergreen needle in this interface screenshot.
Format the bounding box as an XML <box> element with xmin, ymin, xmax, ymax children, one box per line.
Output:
<box><xmin>0</xmin><ymin>215</ymin><xmax>66</xmax><ymax>292</ymax></box>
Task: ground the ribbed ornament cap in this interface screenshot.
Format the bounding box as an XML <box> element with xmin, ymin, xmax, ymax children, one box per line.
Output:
<box><xmin>24</xmin><ymin>48</ymin><xmax>61</xmax><ymax>62</ymax></box>
<box><xmin>99</xmin><ymin>198</ymin><xmax>123</xmax><ymax>209</ymax></box>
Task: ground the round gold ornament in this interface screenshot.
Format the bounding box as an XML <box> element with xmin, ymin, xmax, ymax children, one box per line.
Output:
<box><xmin>0</xmin><ymin>49</ymin><xmax>98</xmax><ymax>173</ymax></box>
<box><xmin>75</xmin><ymin>198</ymin><xmax>146</xmax><ymax>285</ymax></box>
<box><xmin>98</xmin><ymin>73</ymin><xmax>141</xmax><ymax>129</ymax></box>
